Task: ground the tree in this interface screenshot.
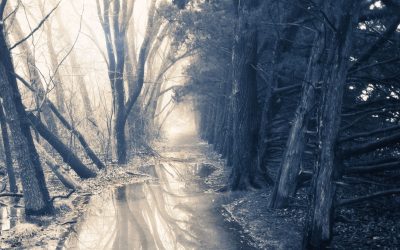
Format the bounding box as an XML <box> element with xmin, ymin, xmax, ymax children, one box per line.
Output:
<box><xmin>303</xmin><ymin>0</ymin><xmax>361</xmax><ymax>247</ymax></box>
<box><xmin>96</xmin><ymin>0</ymin><xmax>156</xmax><ymax>164</ymax></box>
<box><xmin>0</xmin><ymin>1</ymin><xmax>52</xmax><ymax>214</ymax></box>
<box><xmin>229</xmin><ymin>0</ymin><xmax>261</xmax><ymax>190</ymax></box>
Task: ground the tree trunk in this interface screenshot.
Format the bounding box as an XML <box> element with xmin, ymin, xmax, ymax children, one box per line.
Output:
<box><xmin>257</xmin><ymin>7</ymin><xmax>304</xmax><ymax>184</ymax></box>
<box><xmin>15</xmin><ymin>74</ymin><xmax>106</xmax><ymax>170</ymax></box>
<box><xmin>212</xmin><ymin>85</ymin><xmax>225</xmax><ymax>152</ymax></box>
<box><xmin>0</xmin><ymin>30</ymin><xmax>53</xmax><ymax>215</ymax></box>
<box><xmin>304</xmin><ymin>1</ymin><xmax>361</xmax><ymax>247</ymax></box>
<box><xmin>0</xmin><ymin>102</ymin><xmax>17</xmax><ymax>193</ymax></box>
<box><xmin>43</xmin><ymin>15</ymin><xmax>66</xmax><ymax>113</ymax></box>
<box><xmin>230</xmin><ymin>0</ymin><xmax>261</xmax><ymax>190</ymax></box>
<box><xmin>47</xmin><ymin>101</ymin><xmax>106</xmax><ymax>170</ymax></box>
<box><xmin>11</xmin><ymin>18</ymin><xmax>59</xmax><ymax>136</ymax></box>
<box><xmin>34</xmin><ymin>142</ymin><xmax>81</xmax><ymax>190</ymax></box>
<box><xmin>270</xmin><ymin>35</ymin><xmax>322</xmax><ymax>208</ymax></box>
<box><xmin>27</xmin><ymin>113</ymin><xmax>97</xmax><ymax>179</ymax></box>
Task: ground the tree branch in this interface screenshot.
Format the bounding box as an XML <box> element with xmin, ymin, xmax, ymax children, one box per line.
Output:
<box><xmin>9</xmin><ymin>0</ymin><xmax>62</xmax><ymax>50</ymax></box>
<box><xmin>337</xmin><ymin>188</ymin><xmax>400</xmax><ymax>207</ymax></box>
<box><xmin>50</xmin><ymin>189</ymin><xmax>75</xmax><ymax>202</ymax></box>
<box><xmin>339</xmin><ymin>124</ymin><xmax>400</xmax><ymax>143</ymax></box>
<box><xmin>345</xmin><ymin>161</ymin><xmax>400</xmax><ymax>174</ymax></box>
<box><xmin>0</xmin><ymin>192</ymin><xmax>23</xmax><ymax>198</ymax></box>
<box><xmin>349</xmin><ymin>15</ymin><xmax>400</xmax><ymax>71</ymax></box>
<box><xmin>342</xmin><ymin>131</ymin><xmax>400</xmax><ymax>159</ymax></box>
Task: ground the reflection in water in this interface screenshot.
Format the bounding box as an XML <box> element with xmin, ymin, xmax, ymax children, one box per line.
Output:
<box><xmin>65</xmin><ymin>139</ymin><xmax>249</xmax><ymax>250</ymax></box>
<box><xmin>1</xmin><ymin>201</ymin><xmax>20</xmax><ymax>234</ymax></box>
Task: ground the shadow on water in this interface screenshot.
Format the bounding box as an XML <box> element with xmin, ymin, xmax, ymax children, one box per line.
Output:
<box><xmin>64</xmin><ymin>137</ymin><xmax>255</xmax><ymax>250</ymax></box>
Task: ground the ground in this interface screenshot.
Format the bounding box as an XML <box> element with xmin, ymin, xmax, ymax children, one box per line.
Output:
<box><xmin>1</xmin><ymin>136</ymin><xmax>400</xmax><ymax>249</ymax></box>
<box><xmin>202</xmin><ymin>144</ymin><xmax>305</xmax><ymax>249</ymax></box>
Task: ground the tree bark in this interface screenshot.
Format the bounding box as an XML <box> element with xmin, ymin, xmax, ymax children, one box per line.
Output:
<box><xmin>0</xmin><ymin>101</ymin><xmax>17</xmax><ymax>193</ymax></box>
<box><xmin>257</xmin><ymin>7</ymin><xmax>304</xmax><ymax>185</ymax></box>
<box><xmin>97</xmin><ymin>0</ymin><xmax>155</xmax><ymax>164</ymax></box>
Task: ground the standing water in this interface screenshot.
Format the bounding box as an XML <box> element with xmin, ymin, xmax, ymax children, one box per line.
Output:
<box><xmin>63</xmin><ymin>131</ymin><xmax>254</xmax><ymax>249</ymax></box>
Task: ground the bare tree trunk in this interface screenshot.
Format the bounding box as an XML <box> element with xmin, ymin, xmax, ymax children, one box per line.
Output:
<box><xmin>0</xmin><ymin>101</ymin><xmax>17</xmax><ymax>193</ymax></box>
<box><xmin>97</xmin><ymin>0</ymin><xmax>157</xmax><ymax>164</ymax></box>
<box><xmin>47</xmin><ymin>100</ymin><xmax>106</xmax><ymax>169</ymax></box>
<box><xmin>256</xmin><ymin>7</ymin><xmax>304</xmax><ymax>185</ymax></box>
<box><xmin>43</xmin><ymin>13</ymin><xmax>66</xmax><ymax>113</ymax></box>
<box><xmin>304</xmin><ymin>0</ymin><xmax>361</xmax><ymax>247</ymax></box>
<box><xmin>0</xmin><ymin>30</ymin><xmax>53</xmax><ymax>215</ymax></box>
<box><xmin>230</xmin><ymin>0</ymin><xmax>261</xmax><ymax>190</ymax></box>
<box><xmin>35</xmin><ymin>142</ymin><xmax>81</xmax><ymax>190</ymax></box>
<box><xmin>118</xmin><ymin>0</ymin><xmax>157</xmax><ymax>163</ymax></box>
<box><xmin>10</xmin><ymin>18</ymin><xmax>59</xmax><ymax>136</ymax></box>
<box><xmin>27</xmin><ymin>113</ymin><xmax>97</xmax><ymax>179</ymax></box>
<box><xmin>270</xmin><ymin>34</ymin><xmax>322</xmax><ymax>208</ymax></box>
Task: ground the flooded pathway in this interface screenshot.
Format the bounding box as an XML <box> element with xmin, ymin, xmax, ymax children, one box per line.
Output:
<box><xmin>64</xmin><ymin>134</ymin><xmax>253</xmax><ymax>249</ymax></box>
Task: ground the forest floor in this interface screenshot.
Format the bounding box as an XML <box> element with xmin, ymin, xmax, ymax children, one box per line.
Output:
<box><xmin>196</xmin><ymin>137</ymin><xmax>400</xmax><ymax>249</ymax></box>
<box><xmin>203</xmin><ymin>146</ymin><xmax>305</xmax><ymax>249</ymax></box>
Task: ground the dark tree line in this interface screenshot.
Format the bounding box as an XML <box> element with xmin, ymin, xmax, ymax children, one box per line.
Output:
<box><xmin>184</xmin><ymin>0</ymin><xmax>400</xmax><ymax>247</ymax></box>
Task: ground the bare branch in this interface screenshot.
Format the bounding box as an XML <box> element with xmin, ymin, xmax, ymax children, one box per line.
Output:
<box><xmin>9</xmin><ymin>0</ymin><xmax>62</xmax><ymax>50</ymax></box>
<box><xmin>337</xmin><ymin>189</ymin><xmax>400</xmax><ymax>207</ymax></box>
<box><xmin>0</xmin><ymin>192</ymin><xmax>23</xmax><ymax>198</ymax></box>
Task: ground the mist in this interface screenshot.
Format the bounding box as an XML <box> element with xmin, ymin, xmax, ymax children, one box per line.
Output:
<box><xmin>0</xmin><ymin>0</ymin><xmax>400</xmax><ymax>249</ymax></box>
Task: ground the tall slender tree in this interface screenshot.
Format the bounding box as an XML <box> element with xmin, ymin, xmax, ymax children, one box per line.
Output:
<box><xmin>304</xmin><ymin>0</ymin><xmax>361</xmax><ymax>247</ymax></box>
<box><xmin>230</xmin><ymin>0</ymin><xmax>261</xmax><ymax>190</ymax></box>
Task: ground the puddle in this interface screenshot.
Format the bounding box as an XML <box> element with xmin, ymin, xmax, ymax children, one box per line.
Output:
<box><xmin>0</xmin><ymin>198</ymin><xmax>22</xmax><ymax>234</ymax></box>
<box><xmin>64</xmin><ymin>137</ymin><xmax>254</xmax><ymax>249</ymax></box>
<box><xmin>1</xmin><ymin>206</ymin><xmax>19</xmax><ymax>232</ymax></box>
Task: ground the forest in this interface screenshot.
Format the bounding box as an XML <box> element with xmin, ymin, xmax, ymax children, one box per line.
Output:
<box><xmin>0</xmin><ymin>0</ymin><xmax>400</xmax><ymax>249</ymax></box>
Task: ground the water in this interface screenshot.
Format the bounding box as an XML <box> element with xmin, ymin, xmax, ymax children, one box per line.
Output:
<box><xmin>64</xmin><ymin>135</ymin><xmax>253</xmax><ymax>249</ymax></box>
<box><xmin>0</xmin><ymin>197</ymin><xmax>21</xmax><ymax>234</ymax></box>
<box><xmin>0</xmin><ymin>205</ymin><xmax>19</xmax><ymax>232</ymax></box>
